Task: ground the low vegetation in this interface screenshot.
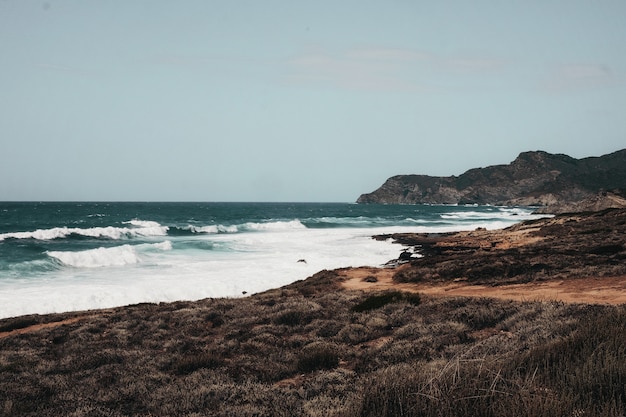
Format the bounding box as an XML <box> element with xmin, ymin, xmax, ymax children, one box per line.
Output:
<box><xmin>1</xmin><ymin>269</ymin><xmax>625</xmax><ymax>416</ymax></box>
<box><xmin>351</xmin><ymin>290</ymin><xmax>420</xmax><ymax>312</ymax></box>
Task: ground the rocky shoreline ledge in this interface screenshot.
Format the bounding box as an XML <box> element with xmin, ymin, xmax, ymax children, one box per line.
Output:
<box><xmin>340</xmin><ymin>208</ymin><xmax>626</xmax><ymax>305</ymax></box>
<box><xmin>1</xmin><ymin>210</ymin><xmax>625</xmax><ymax>416</ymax></box>
<box><xmin>378</xmin><ymin>207</ymin><xmax>626</xmax><ymax>285</ymax></box>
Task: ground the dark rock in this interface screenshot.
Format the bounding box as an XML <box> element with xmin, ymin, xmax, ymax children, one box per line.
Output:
<box><xmin>398</xmin><ymin>251</ymin><xmax>413</xmax><ymax>261</ymax></box>
<box><xmin>357</xmin><ymin>149</ymin><xmax>626</xmax><ymax>212</ymax></box>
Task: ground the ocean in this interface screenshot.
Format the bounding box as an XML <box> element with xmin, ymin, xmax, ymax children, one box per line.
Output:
<box><xmin>0</xmin><ymin>202</ymin><xmax>544</xmax><ymax>319</ymax></box>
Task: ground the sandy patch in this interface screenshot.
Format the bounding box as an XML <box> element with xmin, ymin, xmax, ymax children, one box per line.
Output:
<box><xmin>339</xmin><ymin>266</ymin><xmax>626</xmax><ymax>305</ymax></box>
<box><xmin>0</xmin><ymin>316</ymin><xmax>89</xmax><ymax>339</ymax></box>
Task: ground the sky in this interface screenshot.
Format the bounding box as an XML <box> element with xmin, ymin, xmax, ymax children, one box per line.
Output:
<box><xmin>1</xmin><ymin>1</ymin><xmax>625</xmax><ymax>202</ymax></box>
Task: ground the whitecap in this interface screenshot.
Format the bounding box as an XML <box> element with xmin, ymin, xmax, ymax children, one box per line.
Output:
<box><xmin>0</xmin><ymin>221</ymin><xmax>168</xmax><ymax>241</ymax></box>
<box><xmin>46</xmin><ymin>241</ymin><xmax>172</xmax><ymax>268</ymax></box>
<box><xmin>148</xmin><ymin>241</ymin><xmax>173</xmax><ymax>251</ymax></box>
<box><xmin>124</xmin><ymin>219</ymin><xmax>162</xmax><ymax>228</ymax></box>
<box><xmin>189</xmin><ymin>224</ymin><xmax>239</xmax><ymax>234</ymax></box>
<box><xmin>241</xmin><ymin>219</ymin><xmax>307</xmax><ymax>231</ymax></box>
<box><xmin>47</xmin><ymin>245</ymin><xmax>141</xmax><ymax>268</ymax></box>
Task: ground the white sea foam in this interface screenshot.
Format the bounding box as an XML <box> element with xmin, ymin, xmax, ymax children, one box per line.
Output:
<box><xmin>404</xmin><ymin>218</ymin><xmax>429</xmax><ymax>223</ymax></box>
<box><xmin>0</xmin><ymin>227</ymin><xmax>403</xmax><ymax>318</ymax></box>
<box><xmin>0</xmin><ymin>221</ymin><xmax>168</xmax><ymax>241</ymax></box>
<box><xmin>0</xmin><ymin>208</ymin><xmax>546</xmax><ymax>319</ymax></box>
<box><xmin>46</xmin><ymin>241</ymin><xmax>172</xmax><ymax>268</ymax></box>
<box><xmin>308</xmin><ymin>216</ymin><xmax>373</xmax><ymax>225</ymax></box>
<box><xmin>189</xmin><ymin>224</ymin><xmax>239</xmax><ymax>234</ymax></box>
<box><xmin>241</xmin><ymin>219</ymin><xmax>307</xmax><ymax>231</ymax></box>
<box><xmin>124</xmin><ymin>219</ymin><xmax>161</xmax><ymax>228</ymax></box>
<box><xmin>440</xmin><ymin>208</ymin><xmax>544</xmax><ymax>222</ymax></box>
<box><xmin>48</xmin><ymin>245</ymin><xmax>142</xmax><ymax>268</ymax></box>
<box><xmin>151</xmin><ymin>241</ymin><xmax>173</xmax><ymax>251</ymax></box>
<box><xmin>187</xmin><ymin>220</ymin><xmax>305</xmax><ymax>234</ymax></box>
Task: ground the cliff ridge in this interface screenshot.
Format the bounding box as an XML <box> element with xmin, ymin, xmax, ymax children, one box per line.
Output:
<box><xmin>357</xmin><ymin>149</ymin><xmax>626</xmax><ymax>212</ymax></box>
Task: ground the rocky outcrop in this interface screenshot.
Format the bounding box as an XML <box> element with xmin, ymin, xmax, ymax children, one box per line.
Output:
<box><xmin>534</xmin><ymin>191</ymin><xmax>626</xmax><ymax>214</ymax></box>
<box><xmin>380</xmin><ymin>208</ymin><xmax>626</xmax><ymax>285</ymax></box>
<box><xmin>357</xmin><ymin>149</ymin><xmax>626</xmax><ymax>211</ymax></box>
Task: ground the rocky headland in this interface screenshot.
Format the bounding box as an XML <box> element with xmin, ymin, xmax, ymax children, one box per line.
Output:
<box><xmin>357</xmin><ymin>149</ymin><xmax>626</xmax><ymax>213</ymax></box>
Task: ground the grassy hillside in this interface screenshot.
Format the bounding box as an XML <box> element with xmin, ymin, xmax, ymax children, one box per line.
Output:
<box><xmin>1</xmin><ymin>270</ymin><xmax>625</xmax><ymax>416</ymax></box>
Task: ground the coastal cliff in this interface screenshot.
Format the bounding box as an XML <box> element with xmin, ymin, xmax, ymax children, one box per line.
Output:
<box><xmin>357</xmin><ymin>149</ymin><xmax>626</xmax><ymax>211</ymax></box>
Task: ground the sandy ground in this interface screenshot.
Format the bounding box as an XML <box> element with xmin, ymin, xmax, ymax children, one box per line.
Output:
<box><xmin>0</xmin><ymin>316</ymin><xmax>90</xmax><ymax>340</ymax></box>
<box><xmin>339</xmin><ymin>265</ymin><xmax>626</xmax><ymax>305</ymax></box>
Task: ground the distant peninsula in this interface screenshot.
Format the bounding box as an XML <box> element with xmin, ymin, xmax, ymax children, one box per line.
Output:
<box><xmin>357</xmin><ymin>149</ymin><xmax>626</xmax><ymax>213</ymax></box>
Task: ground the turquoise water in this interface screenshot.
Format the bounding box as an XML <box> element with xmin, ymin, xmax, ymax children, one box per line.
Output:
<box><xmin>0</xmin><ymin>202</ymin><xmax>542</xmax><ymax>318</ymax></box>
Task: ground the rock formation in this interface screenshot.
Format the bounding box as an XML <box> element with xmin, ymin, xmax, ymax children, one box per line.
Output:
<box><xmin>378</xmin><ymin>208</ymin><xmax>626</xmax><ymax>285</ymax></box>
<box><xmin>357</xmin><ymin>149</ymin><xmax>626</xmax><ymax>211</ymax></box>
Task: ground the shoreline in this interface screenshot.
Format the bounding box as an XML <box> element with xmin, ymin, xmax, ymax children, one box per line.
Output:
<box><xmin>2</xmin><ymin>208</ymin><xmax>624</xmax><ymax>329</ymax></box>
<box><xmin>338</xmin><ymin>208</ymin><xmax>626</xmax><ymax>305</ymax></box>
<box><xmin>1</xmin><ymin>209</ymin><xmax>625</xmax><ymax>415</ymax></box>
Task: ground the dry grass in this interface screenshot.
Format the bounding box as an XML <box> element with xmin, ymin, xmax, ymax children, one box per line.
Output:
<box><xmin>1</xmin><ymin>271</ymin><xmax>625</xmax><ymax>416</ymax></box>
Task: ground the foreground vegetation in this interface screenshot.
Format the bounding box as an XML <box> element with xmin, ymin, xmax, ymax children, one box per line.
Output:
<box><xmin>1</xmin><ymin>270</ymin><xmax>625</xmax><ymax>416</ymax></box>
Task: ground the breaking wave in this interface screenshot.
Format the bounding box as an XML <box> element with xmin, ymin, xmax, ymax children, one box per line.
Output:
<box><xmin>179</xmin><ymin>220</ymin><xmax>307</xmax><ymax>235</ymax></box>
<box><xmin>0</xmin><ymin>220</ymin><xmax>168</xmax><ymax>241</ymax></box>
<box><xmin>439</xmin><ymin>207</ymin><xmax>541</xmax><ymax>222</ymax></box>
<box><xmin>47</xmin><ymin>241</ymin><xmax>172</xmax><ymax>268</ymax></box>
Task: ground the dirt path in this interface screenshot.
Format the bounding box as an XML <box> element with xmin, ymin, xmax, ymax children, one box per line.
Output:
<box><xmin>0</xmin><ymin>316</ymin><xmax>90</xmax><ymax>340</ymax></box>
<box><xmin>339</xmin><ymin>266</ymin><xmax>626</xmax><ymax>305</ymax></box>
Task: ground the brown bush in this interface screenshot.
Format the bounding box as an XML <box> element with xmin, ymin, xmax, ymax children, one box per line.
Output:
<box><xmin>297</xmin><ymin>342</ymin><xmax>340</xmax><ymax>373</ymax></box>
<box><xmin>1</xmin><ymin>283</ymin><xmax>625</xmax><ymax>416</ymax></box>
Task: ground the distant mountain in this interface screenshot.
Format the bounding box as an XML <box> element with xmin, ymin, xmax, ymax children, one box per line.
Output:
<box><xmin>357</xmin><ymin>149</ymin><xmax>626</xmax><ymax>212</ymax></box>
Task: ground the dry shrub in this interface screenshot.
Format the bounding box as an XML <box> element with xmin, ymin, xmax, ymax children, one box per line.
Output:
<box><xmin>315</xmin><ymin>320</ymin><xmax>344</xmax><ymax>338</ymax></box>
<box><xmin>303</xmin><ymin>368</ymin><xmax>355</xmax><ymax>398</ymax></box>
<box><xmin>297</xmin><ymin>342</ymin><xmax>340</xmax><ymax>373</ymax></box>
<box><xmin>335</xmin><ymin>323</ymin><xmax>370</xmax><ymax>344</ymax></box>
<box><xmin>510</xmin><ymin>306</ymin><xmax>626</xmax><ymax>414</ymax></box>
<box><xmin>351</xmin><ymin>291</ymin><xmax>420</xmax><ymax>313</ymax></box>
<box><xmin>171</xmin><ymin>352</ymin><xmax>223</xmax><ymax>376</ymax></box>
<box><xmin>353</xmin><ymin>306</ymin><xmax>626</xmax><ymax>417</ymax></box>
<box><xmin>365</xmin><ymin>315</ymin><xmax>390</xmax><ymax>331</ymax></box>
<box><xmin>275</xmin><ymin>310</ymin><xmax>310</xmax><ymax>326</ymax></box>
<box><xmin>0</xmin><ymin>316</ymin><xmax>40</xmax><ymax>333</ymax></box>
<box><xmin>356</xmin><ymin>359</ymin><xmax>566</xmax><ymax>417</ymax></box>
<box><xmin>451</xmin><ymin>298</ymin><xmax>517</xmax><ymax>330</ymax></box>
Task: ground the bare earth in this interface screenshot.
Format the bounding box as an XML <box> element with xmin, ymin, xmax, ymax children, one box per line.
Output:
<box><xmin>0</xmin><ymin>316</ymin><xmax>89</xmax><ymax>340</ymax></box>
<box><xmin>340</xmin><ymin>208</ymin><xmax>626</xmax><ymax>305</ymax></box>
<box><xmin>339</xmin><ymin>266</ymin><xmax>626</xmax><ymax>305</ymax></box>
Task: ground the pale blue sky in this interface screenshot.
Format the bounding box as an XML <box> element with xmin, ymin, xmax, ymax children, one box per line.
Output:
<box><xmin>1</xmin><ymin>1</ymin><xmax>625</xmax><ymax>202</ymax></box>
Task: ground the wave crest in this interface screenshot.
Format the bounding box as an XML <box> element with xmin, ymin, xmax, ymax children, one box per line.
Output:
<box><xmin>184</xmin><ymin>220</ymin><xmax>306</xmax><ymax>234</ymax></box>
<box><xmin>188</xmin><ymin>224</ymin><xmax>239</xmax><ymax>234</ymax></box>
<box><xmin>0</xmin><ymin>220</ymin><xmax>168</xmax><ymax>241</ymax></box>
<box><xmin>241</xmin><ymin>220</ymin><xmax>307</xmax><ymax>231</ymax></box>
<box><xmin>47</xmin><ymin>241</ymin><xmax>172</xmax><ymax>268</ymax></box>
<box><xmin>47</xmin><ymin>245</ymin><xmax>141</xmax><ymax>268</ymax></box>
